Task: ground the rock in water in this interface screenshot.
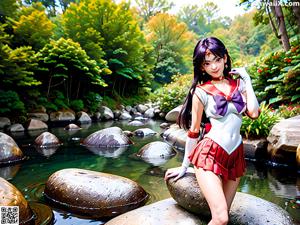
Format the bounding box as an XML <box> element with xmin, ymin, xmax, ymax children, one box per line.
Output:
<box><xmin>44</xmin><ymin>168</ymin><xmax>149</xmax><ymax>218</ymax></box>
<box><xmin>82</xmin><ymin>127</ymin><xmax>132</xmax><ymax>147</ymax></box>
<box><xmin>166</xmin><ymin>171</ymin><xmax>295</xmax><ymax>225</ymax></box>
<box><xmin>0</xmin><ymin>132</ymin><xmax>25</xmax><ymax>166</ymax></box>
<box><xmin>105</xmin><ymin>198</ymin><xmax>206</xmax><ymax>225</ymax></box>
<box><xmin>0</xmin><ymin>177</ymin><xmax>34</xmax><ymax>224</ymax></box>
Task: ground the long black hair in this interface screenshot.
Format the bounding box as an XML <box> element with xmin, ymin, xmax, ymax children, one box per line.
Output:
<box><xmin>176</xmin><ymin>37</ymin><xmax>232</xmax><ymax>130</ymax></box>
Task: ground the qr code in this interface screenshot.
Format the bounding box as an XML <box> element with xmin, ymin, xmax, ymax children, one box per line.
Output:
<box><xmin>0</xmin><ymin>206</ymin><xmax>19</xmax><ymax>225</ymax></box>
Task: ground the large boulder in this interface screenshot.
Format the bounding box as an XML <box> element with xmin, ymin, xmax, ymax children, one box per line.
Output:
<box><xmin>34</xmin><ymin>132</ymin><xmax>60</xmax><ymax>147</ymax></box>
<box><xmin>26</xmin><ymin>119</ymin><xmax>48</xmax><ymax>130</ymax></box>
<box><xmin>119</xmin><ymin>111</ymin><xmax>132</xmax><ymax>120</ymax></box>
<box><xmin>77</xmin><ymin>111</ymin><xmax>92</xmax><ymax>124</ymax></box>
<box><xmin>44</xmin><ymin>168</ymin><xmax>149</xmax><ymax>218</ymax></box>
<box><xmin>136</xmin><ymin>141</ymin><xmax>176</xmax><ymax>166</ymax></box>
<box><xmin>0</xmin><ymin>177</ymin><xmax>34</xmax><ymax>224</ymax></box>
<box><xmin>105</xmin><ymin>198</ymin><xmax>206</xmax><ymax>225</ymax></box>
<box><xmin>162</xmin><ymin>124</ymin><xmax>186</xmax><ymax>150</ymax></box>
<box><xmin>0</xmin><ymin>132</ymin><xmax>25</xmax><ymax>166</ymax></box>
<box><xmin>27</xmin><ymin>113</ymin><xmax>49</xmax><ymax>122</ymax></box>
<box><xmin>267</xmin><ymin>115</ymin><xmax>300</xmax><ymax>156</ymax></box>
<box><xmin>100</xmin><ymin>106</ymin><xmax>114</xmax><ymax>120</ymax></box>
<box><xmin>50</xmin><ymin>110</ymin><xmax>75</xmax><ymax>122</ymax></box>
<box><xmin>136</xmin><ymin>104</ymin><xmax>148</xmax><ymax>114</ymax></box>
<box><xmin>165</xmin><ymin>105</ymin><xmax>182</xmax><ymax>122</ymax></box>
<box><xmin>166</xmin><ymin>171</ymin><xmax>295</xmax><ymax>225</ymax></box>
<box><xmin>82</xmin><ymin>127</ymin><xmax>133</xmax><ymax>147</ymax></box>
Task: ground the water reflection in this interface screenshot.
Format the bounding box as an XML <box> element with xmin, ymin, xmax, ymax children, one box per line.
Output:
<box><xmin>7</xmin><ymin>120</ymin><xmax>300</xmax><ymax>224</ymax></box>
<box><xmin>85</xmin><ymin>146</ymin><xmax>128</xmax><ymax>158</ymax></box>
<box><xmin>0</xmin><ymin>164</ymin><xmax>21</xmax><ymax>180</ymax></box>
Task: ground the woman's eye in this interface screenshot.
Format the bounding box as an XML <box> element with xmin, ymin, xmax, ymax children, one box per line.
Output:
<box><xmin>216</xmin><ymin>58</ymin><xmax>221</xmax><ymax>62</ymax></box>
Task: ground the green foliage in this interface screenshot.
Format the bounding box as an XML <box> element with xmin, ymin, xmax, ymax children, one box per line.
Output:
<box><xmin>0</xmin><ymin>90</ymin><xmax>26</xmax><ymax>116</ymax></box>
<box><xmin>61</xmin><ymin>0</ymin><xmax>154</xmax><ymax>96</ymax></box>
<box><xmin>0</xmin><ymin>0</ymin><xmax>19</xmax><ymax>17</ymax></box>
<box><xmin>12</xmin><ymin>2</ymin><xmax>54</xmax><ymax>50</ymax></box>
<box><xmin>241</xmin><ymin>103</ymin><xmax>281</xmax><ymax>139</ymax></box>
<box><xmin>38</xmin><ymin>37</ymin><xmax>107</xmax><ymax>100</ymax></box>
<box><xmin>84</xmin><ymin>92</ymin><xmax>102</xmax><ymax>113</ymax></box>
<box><xmin>248</xmin><ymin>40</ymin><xmax>300</xmax><ymax>105</ymax></box>
<box><xmin>145</xmin><ymin>13</ymin><xmax>195</xmax><ymax>83</ymax></box>
<box><xmin>153</xmin><ymin>74</ymin><xmax>193</xmax><ymax>112</ymax></box>
<box><xmin>275</xmin><ymin>104</ymin><xmax>300</xmax><ymax>119</ymax></box>
<box><xmin>0</xmin><ymin>23</ymin><xmax>41</xmax><ymax>88</ymax></box>
<box><xmin>36</xmin><ymin>96</ymin><xmax>58</xmax><ymax>112</ymax></box>
<box><xmin>70</xmin><ymin>99</ymin><xmax>84</xmax><ymax>112</ymax></box>
<box><xmin>51</xmin><ymin>90</ymin><xmax>69</xmax><ymax>110</ymax></box>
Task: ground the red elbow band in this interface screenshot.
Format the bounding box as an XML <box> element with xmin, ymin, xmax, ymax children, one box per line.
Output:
<box><xmin>187</xmin><ymin>130</ymin><xmax>200</xmax><ymax>138</ymax></box>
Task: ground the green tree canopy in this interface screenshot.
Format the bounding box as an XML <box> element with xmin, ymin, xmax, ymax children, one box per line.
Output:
<box><xmin>61</xmin><ymin>0</ymin><xmax>154</xmax><ymax>96</ymax></box>
<box><xmin>12</xmin><ymin>2</ymin><xmax>55</xmax><ymax>50</ymax></box>
<box><xmin>37</xmin><ymin>37</ymin><xmax>107</xmax><ymax>100</ymax></box>
<box><xmin>145</xmin><ymin>12</ymin><xmax>195</xmax><ymax>83</ymax></box>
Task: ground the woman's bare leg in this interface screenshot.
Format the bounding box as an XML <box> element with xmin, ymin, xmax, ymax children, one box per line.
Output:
<box><xmin>194</xmin><ymin>167</ymin><xmax>228</xmax><ymax>225</ymax></box>
<box><xmin>222</xmin><ymin>178</ymin><xmax>240</xmax><ymax>211</ymax></box>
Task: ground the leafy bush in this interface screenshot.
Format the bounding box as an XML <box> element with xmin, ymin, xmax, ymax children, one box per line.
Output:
<box><xmin>241</xmin><ymin>103</ymin><xmax>281</xmax><ymax>139</ymax></box>
<box><xmin>84</xmin><ymin>92</ymin><xmax>102</xmax><ymax>113</ymax></box>
<box><xmin>0</xmin><ymin>90</ymin><xmax>26</xmax><ymax>119</ymax></box>
<box><xmin>275</xmin><ymin>104</ymin><xmax>300</xmax><ymax>119</ymax></box>
<box><xmin>249</xmin><ymin>40</ymin><xmax>300</xmax><ymax>105</ymax></box>
<box><xmin>70</xmin><ymin>99</ymin><xmax>84</xmax><ymax>112</ymax></box>
<box><xmin>153</xmin><ymin>74</ymin><xmax>193</xmax><ymax>113</ymax></box>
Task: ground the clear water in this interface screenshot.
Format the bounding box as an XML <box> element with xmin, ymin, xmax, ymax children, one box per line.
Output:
<box><xmin>2</xmin><ymin>119</ymin><xmax>300</xmax><ymax>225</ymax></box>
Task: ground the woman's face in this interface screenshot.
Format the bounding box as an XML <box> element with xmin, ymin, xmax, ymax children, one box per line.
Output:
<box><xmin>202</xmin><ymin>49</ymin><xmax>227</xmax><ymax>79</ymax></box>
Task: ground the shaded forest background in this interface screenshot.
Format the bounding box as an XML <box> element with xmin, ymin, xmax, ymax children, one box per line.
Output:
<box><xmin>0</xmin><ymin>0</ymin><xmax>299</xmax><ymax>122</ymax></box>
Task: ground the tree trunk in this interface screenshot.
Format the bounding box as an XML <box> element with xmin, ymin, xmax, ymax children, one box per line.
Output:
<box><xmin>292</xmin><ymin>0</ymin><xmax>300</xmax><ymax>31</ymax></box>
<box><xmin>273</xmin><ymin>0</ymin><xmax>291</xmax><ymax>50</ymax></box>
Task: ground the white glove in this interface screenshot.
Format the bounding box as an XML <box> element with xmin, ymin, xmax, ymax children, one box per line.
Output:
<box><xmin>164</xmin><ymin>166</ymin><xmax>187</xmax><ymax>182</ymax></box>
<box><xmin>230</xmin><ymin>67</ymin><xmax>259</xmax><ymax>117</ymax></box>
<box><xmin>164</xmin><ymin>135</ymin><xmax>198</xmax><ymax>181</ymax></box>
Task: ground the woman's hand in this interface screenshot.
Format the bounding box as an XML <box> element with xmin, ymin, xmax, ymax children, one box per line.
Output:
<box><xmin>164</xmin><ymin>166</ymin><xmax>187</xmax><ymax>181</ymax></box>
<box><xmin>229</xmin><ymin>67</ymin><xmax>251</xmax><ymax>83</ymax></box>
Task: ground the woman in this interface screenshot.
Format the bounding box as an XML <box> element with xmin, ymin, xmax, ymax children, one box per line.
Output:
<box><xmin>164</xmin><ymin>37</ymin><xmax>260</xmax><ymax>225</ymax></box>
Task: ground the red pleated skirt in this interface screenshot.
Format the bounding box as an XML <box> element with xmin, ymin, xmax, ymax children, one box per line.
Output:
<box><xmin>188</xmin><ymin>137</ymin><xmax>246</xmax><ymax>181</ymax></box>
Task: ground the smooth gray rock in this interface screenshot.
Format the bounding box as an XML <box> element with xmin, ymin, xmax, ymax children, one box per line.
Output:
<box><xmin>34</xmin><ymin>132</ymin><xmax>60</xmax><ymax>147</ymax></box>
<box><xmin>128</xmin><ymin>120</ymin><xmax>144</xmax><ymax>126</ymax></box>
<box><xmin>27</xmin><ymin>113</ymin><xmax>49</xmax><ymax>122</ymax></box>
<box><xmin>7</xmin><ymin>124</ymin><xmax>25</xmax><ymax>132</ymax></box>
<box><xmin>77</xmin><ymin>111</ymin><xmax>92</xmax><ymax>123</ymax></box>
<box><xmin>144</xmin><ymin>108</ymin><xmax>155</xmax><ymax>118</ymax></box>
<box><xmin>0</xmin><ymin>117</ymin><xmax>11</xmax><ymax>129</ymax></box>
<box><xmin>50</xmin><ymin>110</ymin><xmax>75</xmax><ymax>122</ymax></box>
<box><xmin>105</xmin><ymin>198</ymin><xmax>206</xmax><ymax>225</ymax></box>
<box><xmin>0</xmin><ymin>132</ymin><xmax>25</xmax><ymax>166</ymax></box>
<box><xmin>267</xmin><ymin>115</ymin><xmax>300</xmax><ymax>157</ymax></box>
<box><xmin>44</xmin><ymin>168</ymin><xmax>148</xmax><ymax>218</ymax></box>
<box><xmin>165</xmin><ymin>105</ymin><xmax>182</xmax><ymax>122</ymax></box>
<box><xmin>166</xmin><ymin>171</ymin><xmax>295</xmax><ymax>225</ymax></box>
<box><xmin>133</xmin><ymin>128</ymin><xmax>157</xmax><ymax>137</ymax></box>
<box><xmin>82</xmin><ymin>127</ymin><xmax>133</xmax><ymax>147</ymax></box>
<box><xmin>26</xmin><ymin>119</ymin><xmax>48</xmax><ymax>130</ymax></box>
<box><xmin>136</xmin><ymin>141</ymin><xmax>176</xmax><ymax>166</ymax></box>
<box><xmin>160</xmin><ymin>122</ymin><xmax>171</xmax><ymax>129</ymax></box>
<box><xmin>64</xmin><ymin>123</ymin><xmax>81</xmax><ymax>130</ymax></box>
<box><xmin>136</xmin><ymin>104</ymin><xmax>148</xmax><ymax>114</ymax></box>
<box><xmin>162</xmin><ymin>124</ymin><xmax>186</xmax><ymax>150</ymax></box>
<box><xmin>119</xmin><ymin>111</ymin><xmax>132</xmax><ymax>120</ymax></box>
<box><xmin>99</xmin><ymin>106</ymin><xmax>114</xmax><ymax>120</ymax></box>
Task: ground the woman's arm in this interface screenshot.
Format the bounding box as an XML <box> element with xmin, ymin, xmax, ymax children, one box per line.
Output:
<box><xmin>232</xmin><ymin>67</ymin><xmax>260</xmax><ymax>119</ymax></box>
<box><xmin>164</xmin><ymin>93</ymin><xmax>204</xmax><ymax>181</ymax></box>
